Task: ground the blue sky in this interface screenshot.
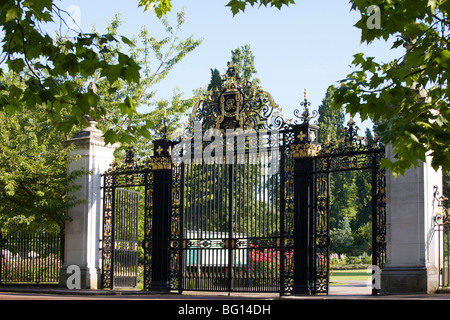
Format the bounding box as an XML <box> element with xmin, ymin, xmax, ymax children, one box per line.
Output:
<box><xmin>56</xmin><ymin>0</ymin><xmax>403</xmax><ymax>131</ymax></box>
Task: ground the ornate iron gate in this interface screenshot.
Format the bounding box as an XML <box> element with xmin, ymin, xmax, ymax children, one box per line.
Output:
<box><xmin>100</xmin><ymin>62</ymin><xmax>386</xmax><ymax>295</ymax></box>
<box><xmin>274</xmin><ymin>99</ymin><xmax>386</xmax><ymax>295</ymax></box>
<box><xmin>112</xmin><ymin>189</ymin><xmax>139</xmax><ymax>288</ymax></box>
<box><xmin>101</xmin><ymin>148</ymin><xmax>153</xmax><ymax>290</ymax></box>
<box><xmin>168</xmin><ymin>63</ymin><xmax>294</xmax><ymax>293</ymax></box>
<box><xmin>311</xmin><ymin>118</ymin><xmax>386</xmax><ymax>294</ymax></box>
<box><xmin>434</xmin><ymin>186</ymin><xmax>449</xmax><ymax>287</ymax></box>
<box><xmin>176</xmin><ymin>144</ymin><xmax>285</xmax><ymax>292</ymax></box>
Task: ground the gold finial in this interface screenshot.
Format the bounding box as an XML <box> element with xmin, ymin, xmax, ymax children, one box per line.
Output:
<box><xmin>348</xmin><ymin>115</ymin><xmax>355</xmax><ymax>126</ymax></box>
<box><xmin>304</xmin><ymin>88</ymin><xmax>307</xmax><ymax>101</ymax></box>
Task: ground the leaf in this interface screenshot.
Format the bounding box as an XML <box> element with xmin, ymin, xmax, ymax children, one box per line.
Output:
<box><xmin>103</xmin><ymin>129</ymin><xmax>119</xmax><ymax>146</ymax></box>
<box><xmin>352</xmin><ymin>53</ymin><xmax>365</xmax><ymax>66</ymax></box>
<box><xmin>121</xmin><ymin>36</ymin><xmax>134</xmax><ymax>47</ymax></box>
<box><xmin>226</xmin><ymin>0</ymin><xmax>247</xmax><ymax>15</ymax></box>
<box><xmin>6</xmin><ymin>7</ymin><xmax>20</xmax><ymax>22</ymax></box>
<box><xmin>102</xmin><ymin>64</ymin><xmax>122</xmax><ymax>83</ymax></box>
<box><xmin>138</xmin><ymin>0</ymin><xmax>155</xmax><ymax>11</ymax></box>
<box><xmin>118</xmin><ymin>96</ymin><xmax>136</xmax><ymax>118</ymax></box>
<box><xmin>137</xmin><ymin>127</ymin><xmax>151</xmax><ymax>139</ymax></box>
<box><xmin>440</xmin><ymin>49</ymin><xmax>450</xmax><ymax>67</ymax></box>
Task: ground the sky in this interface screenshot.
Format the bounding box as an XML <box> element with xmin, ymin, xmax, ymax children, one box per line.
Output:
<box><xmin>55</xmin><ymin>0</ymin><xmax>403</xmax><ymax>131</ymax></box>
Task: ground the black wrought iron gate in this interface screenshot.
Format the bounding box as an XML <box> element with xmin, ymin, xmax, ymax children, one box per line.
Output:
<box><xmin>312</xmin><ymin>137</ymin><xmax>386</xmax><ymax>294</ymax></box>
<box><xmin>101</xmin><ymin>148</ymin><xmax>153</xmax><ymax>290</ymax></box>
<box><xmin>101</xmin><ymin>63</ymin><xmax>386</xmax><ymax>295</ymax></box>
<box><xmin>112</xmin><ymin>189</ymin><xmax>139</xmax><ymax>288</ymax></box>
<box><xmin>178</xmin><ymin>146</ymin><xmax>285</xmax><ymax>292</ymax></box>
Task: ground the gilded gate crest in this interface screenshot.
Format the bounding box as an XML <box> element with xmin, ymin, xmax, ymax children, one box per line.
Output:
<box><xmin>188</xmin><ymin>62</ymin><xmax>280</xmax><ymax>132</ymax></box>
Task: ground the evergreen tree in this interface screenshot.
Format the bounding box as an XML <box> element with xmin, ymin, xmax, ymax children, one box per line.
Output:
<box><xmin>229</xmin><ymin>44</ymin><xmax>260</xmax><ymax>86</ymax></box>
<box><xmin>317</xmin><ymin>85</ymin><xmax>373</xmax><ymax>256</ymax></box>
<box><xmin>330</xmin><ymin>216</ymin><xmax>354</xmax><ymax>255</ymax></box>
<box><xmin>205</xmin><ymin>44</ymin><xmax>260</xmax><ymax>92</ymax></box>
<box><xmin>317</xmin><ymin>85</ymin><xmax>345</xmax><ymax>145</ymax></box>
<box><xmin>206</xmin><ymin>68</ymin><xmax>223</xmax><ymax>92</ymax></box>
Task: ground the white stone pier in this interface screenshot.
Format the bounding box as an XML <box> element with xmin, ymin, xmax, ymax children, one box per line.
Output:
<box><xmin>59</xmin><ymin>122</ymin><xmax>116</xmax><ymax>289</ymax></box>
<box><xmin>381</xmin><ymin>144</ymin><xmax>443</xmax><ymax>294</ymax></box>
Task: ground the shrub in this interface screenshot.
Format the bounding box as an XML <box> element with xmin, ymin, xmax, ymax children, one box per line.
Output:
<box><xmin>347</xmin><ymin>256</ymin><xmax>361</xmax><ymax>265</ymax></box>
<box><xmin>361</xmin><ymin>256</ymin><xmax>372</xmax><ymax>264</ymax></box>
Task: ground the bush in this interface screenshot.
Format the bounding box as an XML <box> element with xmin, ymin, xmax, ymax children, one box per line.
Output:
<box><xmin>361</xmin><ymin>256</ymin><xmax>372</xmax><ymax>264</ymax></box>
<box><xmin>347</xmin><ymin>256</ymin><xmax>361</xmax><ymax>265</ymax></box>
<box><xmin>330</xmin><ymin>253</ymin><xmax>372</xmax><ymax>270</ymax></box>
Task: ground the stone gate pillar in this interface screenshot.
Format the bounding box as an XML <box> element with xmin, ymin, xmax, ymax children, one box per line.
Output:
<box><xmin>59</xmin><ymin>121</ymin><xmax>117</xmax><ymax>289</ymax></box>
<box><xmin>381</xmin><ymin>144</ymin><xmax>443</xmax><ymax>294</ymax></box>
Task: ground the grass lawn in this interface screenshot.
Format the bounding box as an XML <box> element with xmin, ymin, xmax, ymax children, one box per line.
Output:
<box><xmin>330</xmin><ymin>269</ymin><xmax>371</xmax><ymax>285</ymax></box>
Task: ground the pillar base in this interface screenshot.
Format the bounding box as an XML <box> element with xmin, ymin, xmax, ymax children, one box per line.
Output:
<box><xmin>381</xmin><ymin>266</ymin><xmax>439</xmax><ymax>294</ymax></box>
<box><xmin>148</xmin><ymin>281</ymin><xmax>171</xmax><ymax>293</ymax></box>
<box><xmin>59</xmin><ymin>265</ymin><xmax>101</xmax><ymax>290</ymax></box>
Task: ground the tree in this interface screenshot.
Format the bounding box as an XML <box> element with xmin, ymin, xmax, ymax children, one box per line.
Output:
<box><xmin>229</xmin><ymin>44</ymin><xmax>260</xmax><ymax>86</ymax></box>
<box><xmin>84</xmin><ymin>11</ymin><xmax>202</xmax><ymax>153</ymax></box>
<box><xmin>207</xmin><ymin>68</ymin><xmax>223</xmax><ymax>92</ymax></box>
<box><xmin>317</xmin><ymin>85</ymin><xmax>345</xmax><ymax>145</ymax></box>
<box><xmin>0</xmin><ymin>10</ymin><xmax>201</xmax><ymax>232</ymax></box>
<box><xmin>205</xmin><ymin>44</ymin><xmax>260</xmax><ymax>93</ymax></box>
<box><xmin>0</xmin><ymin>0</ymin><xmax>142</xmax><ymax>145</ymax></box>
<box><xmin>0</xmin><ymin>77</ymin><xmax>84</xmax><ymax>233</ymax></box>
<box><xmin>333</xmin><ymin>1</ymin><xmax>450</xmax><ymax>176</ymax></box>
<box><xmin>330</xmin><ymin>216</ymin><xmax>354</xmax><ymax>255</ymax></box>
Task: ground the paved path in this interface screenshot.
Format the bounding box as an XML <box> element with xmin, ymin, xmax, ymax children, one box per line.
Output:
<box><xmin>1</xmin><ymin>282</ymin><xmax>450</xmax><ymax>300</ymax></box>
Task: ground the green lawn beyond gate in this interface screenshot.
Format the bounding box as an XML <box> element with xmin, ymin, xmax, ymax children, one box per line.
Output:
<box><xmin>330</xmin><ymin>269</ymin><xmax>371</xmax><ymax>285</ymax></box>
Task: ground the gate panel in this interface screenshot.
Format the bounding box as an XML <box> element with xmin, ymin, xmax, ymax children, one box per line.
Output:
<box><xmin>373</xmin><ymin>164</ymin><xmax>386</xmax><ymax>270</ymax></box>
<box><xmin>179</xmin><ymin>144</ymin><xmax>283</xmax><ymax>292</ymax></box>
<box><xmin>314</xmin><ymin>171</ymin><xmax>329</xmax><ymax>294</ymax></box>
<box><xmin>113</xmin><ymin>189</ymin><xmax>139</xmax><ymax>288</ymax></box>
<box><xmin>181</xmin><ymin>162</ymin><xmax>231</xmax><ymax>291</ymax></box>
<box><xmin>313</xmin><ymin>148</ymin><xmax>386</xmax><ymax>295</ymax></box>
<box><xmin>232</xmin><ymin>148</ymin><xmax>282</xmax><ymax>292</ymax></box>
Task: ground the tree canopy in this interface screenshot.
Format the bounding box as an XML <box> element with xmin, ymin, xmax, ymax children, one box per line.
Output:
<box><xmin>0</xmin><ymin>0</ymin><xmax>144</xmax><ymax>144</ymax></box>
<box><xmin>139</xmin><ymin>0</ymin><xmax>450</xmax><ymax>175</ymax></box>
<box><xmin>4</xmin><ymin>0</ymin><xmax>448</xmax><ymax>175</ymax></box>
<box><xmin>0</xmin><ymin>79</ymin><xmax>84</xmax><ymax>232</ymax></box>
<box><xmin>0</xmin><ymin>6</ymin><xmax>201</xmax><ymax>231</ymax></box>
<box><xmin>334</xmin><ymin>0</ymin><xmax>450</xmax><ymax>176</ymax></box>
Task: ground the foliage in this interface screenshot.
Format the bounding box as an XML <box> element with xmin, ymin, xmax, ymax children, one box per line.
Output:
<box><xmin>334</xmin><ymin>0</ymin><xmax>450</xmax><ymax>176</ymax></box>
<box><xmin>330</xmin><ymin>216</ymin><xmax>354</xmax><ymax>254</ymax></box>
<box><xmin>207</xmin><ymin>68</ymin><xmax>223</xmax><ymax>92</ymax></box>
<box><xmin>317</xmin><ymin>86</ymin><xmax>373</xmax><ymax>256</ymax></box>
<box><xmin>443</xmin><ymin>170</ymin><xmax>450</xmax><ymax>208</ymax></box>
<box><xmin>138</xmin><ymin>0</ymin><xmax>295</xmax><ymax>17</ymax></box>
<box><xmin>0</xmin><ymin>0</ymin><xmax>143</xmax><ymax>145</ymax></box>
<box><xmin>317</xmin><ymin>85</ymin><xmax>345</xmax><ymax>145</ymax></box>
<box><xmin>0</xmin><ymin>8</ymin><xmax>201</xmax><ymax>232</ymax></box>
<box><xmin>229</xmin><ymin>44</ymin><xmax>260</xmax><ymax>86</ymax></box>
<box><xmin>87</xmin><ymin>11</ymin><xmax>202</xmax><ymax>155</ymax></box>
<box><xmin>0</xmin><ymin>78</ymin><xmax>84</xmax><ymax>232</ymax></box>
<box><xmin>204</xmin><ymin>44</ymin><xmax>260</xmax><ymax>99</ymax></box>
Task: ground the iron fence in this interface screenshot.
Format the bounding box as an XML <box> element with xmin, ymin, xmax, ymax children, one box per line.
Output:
<box><xmin>0</xmin><ymin>231</ymin><xmax>63</xmax><ymax>284</ymax></box>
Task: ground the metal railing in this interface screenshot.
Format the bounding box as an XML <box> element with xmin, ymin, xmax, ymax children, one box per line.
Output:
<box><xmin>0</xmin><ymin>231</ymin><xmax>63</xmax><ymax>284</ymax></box>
